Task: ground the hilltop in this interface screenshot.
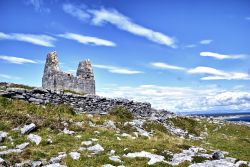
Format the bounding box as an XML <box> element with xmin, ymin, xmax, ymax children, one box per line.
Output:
<box><xmin>0</xmin><ymin>83</ymin><xmax>250</xmax><ymax>167</ymax></box>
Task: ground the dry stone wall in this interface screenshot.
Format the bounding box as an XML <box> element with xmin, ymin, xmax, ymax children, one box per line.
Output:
<box><xmin>0</xmin><ymin>88</ymin><xmax>152</xmax><ymax>117</ymax></box>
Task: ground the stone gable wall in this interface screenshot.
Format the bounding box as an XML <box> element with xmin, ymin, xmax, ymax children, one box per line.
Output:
<box><xmin>42</xmin><ymin>51</ymin><xmax>95</xmax><ymax>95</ymax></box>
<box><xmin>1</xmin><ymin>88</ymin><xmax>152</xmax><ymax>117</ymax></box>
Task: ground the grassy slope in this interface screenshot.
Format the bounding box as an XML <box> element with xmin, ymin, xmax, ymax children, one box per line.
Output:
<box><xmin>0</xmin><ymin>96</ymin><xmax>249</xmax><ymax>167</ymax></box>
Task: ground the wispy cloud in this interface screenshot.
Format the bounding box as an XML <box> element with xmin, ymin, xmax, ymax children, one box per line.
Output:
<box><xmin>0</xmin><ymin>32</ymin><xmax>56</xmax><ymax>47</ymax></box>
<box><xmin>151</xmin><ymin>62</ymin><xmax>186</xmax><ymax>71</ymax></box>
<box><xmin>184</xmin><ymin>44</ymin><xmax>196</xmax><ymax>48</ymax></box>
<box><xmin>24</xmin><ymin>0</ymin><xmax>50</xmax><ymax>13</ymax></box>
<box><xmin>188</xmin><ymin>66</ymin><xmax>227</xmax><ymax>76</ymax></box>
<box><xmin>151</xmin><ymin>62</ymin><xmax>250</xmax><ymax>81</ymax></box>
<box><xmin>0</xmin><ymin>74</ymin><xmax>21</xmax><ymax>80</ymax></box>
<box><xmin>188</xmin><ymin>66</ymin><xmax>250</xmax><ymax>80</ymax></box>
<box><xmin>0</xmin><ymin>55</ymin><xmax>37</xmax><ymax>64</ymax></box>
<box><xmin>62</xmin><ymin>3</ymin><xmax>90</xmax><ymax>21</ymax></box>
<box><xmin>98</xmin><ymin>84</ymin><xmax>250</xmax><ymax>112</ymax></box>
<box><xmin>93</xmin><ymin>64</ymin><xmax>143</xmax><ymax>74</ymax></box>
<box><xmin>200</xmin><ymin>39</ymin><xmax>213</xmax><ymax>45</ymax></box>
<box><xmin>58</xmin><ymin>33</ymin><xmax>116</xmax><ymax>47</ymax></box>
<box><xmin>200</xmin><ymin>51</ymin><xmax>247</xmax><ymax>60</ymax></box>
<box><xmin>245</xmin><ymin>17</ymin><xmax>250</xmax><ymax>20</ymax></box>
<box><xmin>90</xmin><ymin>9</ymin><xmax>177</xmax><ymax>48</ymax></box>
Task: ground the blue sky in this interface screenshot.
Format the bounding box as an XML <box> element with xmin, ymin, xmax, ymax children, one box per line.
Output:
<box><xmin>0</xmin><ymin>0</ymin><xmax>250</xmax><ymax>112</ymax></box>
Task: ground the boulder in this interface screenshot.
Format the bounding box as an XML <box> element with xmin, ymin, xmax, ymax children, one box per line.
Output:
<box><xmin>212</xmin><ymin>151</ymin><xmax>224</xmax><ymax>160</ymax></box>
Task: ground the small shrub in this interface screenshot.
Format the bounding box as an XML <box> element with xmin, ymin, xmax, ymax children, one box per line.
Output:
<box><xmin>109</xmin><ymin>107</ymin><xmax>133</xmax><ymax>122</ymax></box>
<box><xmin>0</xmin><ymin>97</ymin><xmax>12</xmax><ymax>108</ymax></box>
<box><xmin>116</xmin><ymin>123</ymin><xmax>137</xmax><ymax>134</ymax></box>
<box><xmin>143</xmin><ymin>121</ymin><xmax>167</xmax><ymax>133</ymax></box>
<box><xmin>169</xmin><ymin>117</ymin><xmax>203</xmax><ymax>136</ymax></box>
<box><xmin>177</xmin><ymin>144</ymin><xmax>191</xmax><ymax>150</ymax></box>
<box><xmin>239</xmin><ymin>164</ymin><xmax>248</xmax><ymax>167</ymax></box>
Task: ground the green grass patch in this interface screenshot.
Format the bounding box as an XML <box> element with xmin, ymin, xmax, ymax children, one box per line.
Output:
<box><xmin>109</xmin><ymin>107</ymin><xmax>134</xmax><ymax>122</ymax></box>
<box><xmin>63</xmin><ymin>89</ymin><xmax>86</xmax><ymax>96</ymax></box>
<box><xmin>169</xmin><ymin>117</ymin><xmax>204</xmax><ymax>136</ymax></box>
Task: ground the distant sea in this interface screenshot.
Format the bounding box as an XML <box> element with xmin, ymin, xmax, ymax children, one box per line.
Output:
<box><xmin>178</xmin><ymin>111</ymin><xmax>250</xmax><ymax>123</ymax></box>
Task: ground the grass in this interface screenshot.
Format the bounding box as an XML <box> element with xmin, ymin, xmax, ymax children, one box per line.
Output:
<box><xmin>0</xmin><ymin>82</ymin><xmax>35</xmax><ymax>90</ymax></box>
<box><xmin>0</xmin><ymin>96</ymin><xmax>250</xmax><ymax>166</ymax></box>
<box><xmin>109</xmin><ymin>106</ymin><xmax>134</xmax><ymax>122</ymax></box>
<box><xmin>168</xmin><ymin>116</ymin><xmax>205</xmax><ymax>136</ymax></box>
<box><xmin>63</xmin><ymin>89</ymin><xmax>86</xmax><ymax>96</ymax></box>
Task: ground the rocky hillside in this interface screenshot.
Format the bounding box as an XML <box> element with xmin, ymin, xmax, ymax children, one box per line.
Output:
<box><xmin>0</xmin><ymin>84</ymin><xmax>250</xmax><ymax>167</ymax></box>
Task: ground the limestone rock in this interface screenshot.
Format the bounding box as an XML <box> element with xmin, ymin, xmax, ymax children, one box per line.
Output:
<box><xmin>0</xmin><ymin>157</ymin><xmax>6</xmax><ymax>166</ymax></box>
<box><xmin>81</xmin><ymin>141</ymin><xmax>92</xmax><ymax>146</ymax></box>
<box><xmin>87</xmin><ymin>144</ymin><xmax>104</xmax><ymax>154</ymax></box>
<box><xmin>69</xmin><ymin>152</ymin><xmax>80</xmax><ymax>160</ymax></box>
<box><xmin>109</xmin><ymin>156</ymin><xmax>122</xmax><ymax>163</ymax></box>
<box><xmin>124</xmin><ymin>151</ymin><xmax>165</xmax><ymax>165</ymax></box>
<box><xmin>44</xmin><ymin>163</ymin><xmax>67</xmax><ymax>167</ymax></box>
<box><xmin>16</xmin><ymin>142</ymin><xmax>29</xmax><ymax>150</ymax></box>
<box><xmin>103</xmin><ymin>120</ymin><xmax>116</xmax><ymax>129</ymax></box>
<box><xmin>21</xmin><ymin>123</ymin><xmax>36</xmax><ymax>134</ymax></box>
<box><xmin>63</xmin><ymin>128</ymin><xmax>75</xmax><ymax>135</ymax></box>
<box><xmin>31</xmin><ymin>161</ymin><xmax>42</xmax><ymax>167</ymax></box>
<box><xmin>0</xmin><ymin>131</ymin><xmax>8</xmax><ymax>142</ymax></box>
<box><xmin>28</xmin><ymin>134</ymin><xmax>42</xmax><ymax>145</ymax></box>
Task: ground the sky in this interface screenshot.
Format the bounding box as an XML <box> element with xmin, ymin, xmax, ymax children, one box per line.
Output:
<box><xmin>0</xmin><ymin>0</ymin><xmax>250</xmax><ymax>113</ymax></box>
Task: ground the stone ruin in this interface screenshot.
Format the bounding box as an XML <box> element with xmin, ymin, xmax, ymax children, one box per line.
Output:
<box><xmin>42</xmin><ymin>51</ymin><xmax>95</xmax><ymax>94</ymax></box>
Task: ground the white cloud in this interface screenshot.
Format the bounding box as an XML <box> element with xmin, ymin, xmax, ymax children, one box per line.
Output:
<box><xmin>93</xmin><ymin>64</ymin><xmax>143</xmax><ymax>74</ymax></box>
<box><xmin>0</xmin><ymin>32</ymin><xmax>56</xmax><ymax>47</ymax></box>
<box><xmin>151</xmin><ymin>62</ymin><xmax>186</xmax><ymax>71</ymax></box>
<box><xmin>188</xmin><ymin>66</ymin><xmax>227</xmax><ymax>76</ymax></box>
<box><xmin>0</xmin><ymin>74</ymin><xmax>21</xmax><ymax>80</ymax></box>
<box><xmin>200</xmin><ymin>39</ymin><xmax>213</xmax><ymax>45</ymax></box>
<box><xmin>188</xmin><ymin>66</ymin><xmax>250</xmax><ymax>80</ymax></box>
<box><xmin>24</xmin><ymin>0</ymin><xmax>50</xmax><ymax>13</ymax></box>
<box><xmin>62</xmin><ymin>3</ymin><xmax>90</xmax><ymax>21</ymax></box>
<box><xmin>184</xmin><ymin>44</ymin><xmax>196</xmax><ymax>48</ymax></box>
<box><xmin>97</xmin><ymin>84</ymin><xmax>250</xmax><ymax>112</ymax></box>
<box><xmin>200</xmin><ymin>52</ymin><xmax>246</xmax><ymax>60</ymax></box>
<box><xmin>0</xmin><ymin>55</ymin><xmax>37</xmax><ymax>64</ymax></box>
<box><xmin>90</xmin><ymin>8</ymin><xmax>177</xmax><ymax>48</ymax></box>
<box><xmin>58</xmin><ymin>33</ymin><xmax>116</xmax><ymax>47</ymax></box>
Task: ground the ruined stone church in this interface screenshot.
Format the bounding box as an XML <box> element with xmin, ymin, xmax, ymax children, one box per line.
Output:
<box><xmin>42</xmin><ymin>51</ymin><xmax>95</xmax><ymax>94</ymax></box>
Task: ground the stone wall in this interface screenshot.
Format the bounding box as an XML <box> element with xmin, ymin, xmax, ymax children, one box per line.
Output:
<box><xmin>42</xmin><ymin>51</ymin><xmax>95</xmax><ymax>95</ymax></box>
<box><xmin>0</xmin><ymin>88</ymin><xmax>152</xmax><ymax>117</ymax></box>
